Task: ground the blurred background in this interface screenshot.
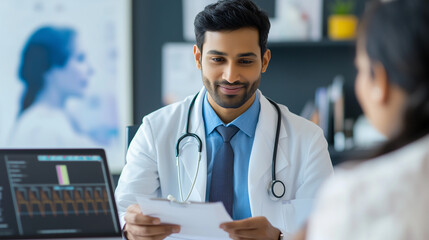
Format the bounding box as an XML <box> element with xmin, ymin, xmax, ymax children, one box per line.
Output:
<box><xmin>0</xmin><ymin>0</ymin><xmax>385</xmax><ymax>175</ymax></box>
<box><xmin>134</xmin><ymin>0</ymin><xmax>385</xmax><ymax>166</ymax></box>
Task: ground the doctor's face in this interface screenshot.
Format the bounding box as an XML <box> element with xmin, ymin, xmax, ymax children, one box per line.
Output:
<box><xmin>194</xmin><ymin>27</ymin><xmax>270</xmax><ymax>109</ymax></box>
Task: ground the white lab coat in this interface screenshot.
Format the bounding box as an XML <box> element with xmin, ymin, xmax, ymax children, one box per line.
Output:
<box><xmin>115</xmin><ymin>88</ymin><xmax>333</xmax><ymax>238</ymax></box>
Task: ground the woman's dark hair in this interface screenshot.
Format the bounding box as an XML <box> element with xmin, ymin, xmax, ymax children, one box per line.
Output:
<box><xmin>18</xmin><ymin>26</ymin><xmax>76</xmax><ymax>114</ymax></box>
<box><xmin>194</xmin><ymin>0</ymin><xmax>270</xmax><ymax>57</ymax></box>
<box><xmin>359</xmin><ymin>0</ymin><xmax>429</xmax><ymax>156</ymax></box>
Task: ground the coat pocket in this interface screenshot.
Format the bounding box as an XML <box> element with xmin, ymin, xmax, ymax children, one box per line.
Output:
<box><xmin>280</xmin><ymin>198</ymin><xmax>314</xmax><ymax>234</ymax></box>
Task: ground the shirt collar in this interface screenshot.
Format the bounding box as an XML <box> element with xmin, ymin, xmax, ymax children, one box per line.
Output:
<box><xmin>203</xmin><ymin>92</ymin><xmax>260</xmax><ymax>137</ymax></box>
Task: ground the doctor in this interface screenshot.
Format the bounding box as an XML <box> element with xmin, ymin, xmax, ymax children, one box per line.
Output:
<box><xmin>115</xmin><ymin>0</ymin><xmax>333</xmax><ymax>239</ymax></box>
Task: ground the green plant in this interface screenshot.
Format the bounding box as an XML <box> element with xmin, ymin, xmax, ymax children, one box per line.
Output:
<box><xmin>330</xmin><ymin>0</ymin><xmax>355</xmax><ymax>15</ymax></box>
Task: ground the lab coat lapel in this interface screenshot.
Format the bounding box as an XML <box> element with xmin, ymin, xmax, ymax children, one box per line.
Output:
<box><xmin>248</xmin><ymin>92</ymin><xmax>289</xmax><ymax>214</ymax></box>
<box><xmin>178</xmin><ymin>88</ymin><xmax>207</xmax><ymax>202</ymax></box>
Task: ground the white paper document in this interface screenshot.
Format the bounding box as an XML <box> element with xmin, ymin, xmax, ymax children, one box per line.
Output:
<box><xmin>136</xmin><ymin>197</ymin><xmax>232</xmax><ymax>240</ymax></box>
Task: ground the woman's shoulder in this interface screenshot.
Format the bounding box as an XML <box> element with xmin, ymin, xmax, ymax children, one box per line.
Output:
<box><xmin>309</xmin><ymin>135</ymin><xmax>429</xmax><ymax>239</ymax></box>
<box><xmin>314</xmin><ymin>134</ymin><xmax>429</xmax><ymax>214</ymax></box>
<box><xmin>338</xmin><ymin>134</ymin><xmax>429</xmax><ymax>182</ymax></box>
<box><xmin>330</xmin><ymin>135</ymin><xmax>428</xmax><ymax>206</ymax></box>
<box><xmin>327</xmin><ymin>134</ymin><xmax>429</xmax><ymax>198</ymax></box>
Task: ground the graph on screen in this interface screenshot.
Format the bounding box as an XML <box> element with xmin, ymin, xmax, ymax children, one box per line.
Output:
<box><xmin>15</xmin><ymin>186</ymin><xmax>109</xmax><ymax>217</ymax></box>
<box><xmin>1</xmin><ymin>152</ymin><xmax>119</xmax><ymax>236</ymax></box>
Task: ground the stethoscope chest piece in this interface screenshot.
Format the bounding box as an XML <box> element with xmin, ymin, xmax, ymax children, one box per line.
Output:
<box><xmin>268</xmin><ymin>180</ymin><xmax>285</xmax><ymax>200</ymax></box>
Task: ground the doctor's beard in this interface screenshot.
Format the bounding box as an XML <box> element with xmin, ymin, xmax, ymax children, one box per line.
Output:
<box><xmin>202</xmin><ymin>74</ymin><xmax>261</xmax><ymax>109</ymax></box>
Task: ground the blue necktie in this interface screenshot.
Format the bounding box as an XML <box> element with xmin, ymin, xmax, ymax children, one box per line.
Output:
<box><xmin>209</xmin><ymin>125</ymin><xmax>239</xmax><ymax>217</ymax></box>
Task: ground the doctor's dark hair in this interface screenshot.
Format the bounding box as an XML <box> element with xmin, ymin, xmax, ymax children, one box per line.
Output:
<box><xmin>194</xmin><ymin>0</ymin><xmax>270</xmax><ymax>57</ymax></box>
<box><xmin>18</xmin><ymin>26</ymin><xmax>76</xmax><ymax>114</ymax></box>
<box><xmin>359</xmin><ymin>0</ymin><xmax>429</xmax><ymax>156</ymax></box>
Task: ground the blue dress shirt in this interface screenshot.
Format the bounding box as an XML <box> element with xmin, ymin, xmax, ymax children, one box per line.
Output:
<box><xmin>203</xmin><ymin>93</ymin><xmax>260</xmax><ymax>220</ymax></box>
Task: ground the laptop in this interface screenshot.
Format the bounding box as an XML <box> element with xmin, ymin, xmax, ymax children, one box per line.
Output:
<box><xmin>0</xmin><ymin>149</ymin><xmax>122</xmax><ymax>239</ymax></box>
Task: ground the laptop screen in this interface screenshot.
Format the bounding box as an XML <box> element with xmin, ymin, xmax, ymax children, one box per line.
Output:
<box><xmin>0</xmin><ymin>149</ymin><xmax>122</xmax><ymax>239</ymax></box>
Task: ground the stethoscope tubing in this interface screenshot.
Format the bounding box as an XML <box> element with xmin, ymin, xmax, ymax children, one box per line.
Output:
<box><xmin>267</xmin><ymin>98</ymin><xmax>281</xmax><ymax>187</ymax></box>
<box><xmin>174</xmin><ymin>92</ymin><xmax>285</xmax><ymax>202</ymax></box>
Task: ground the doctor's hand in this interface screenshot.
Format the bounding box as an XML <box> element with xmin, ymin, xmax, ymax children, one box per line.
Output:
<box><xmin>220</xmin><ymin>216</ymin><xmax>281</xmax><ymax>240</ymax></box>
<box><xmin>123</xmin><ymin>204</ymin><xmax>181</xmax><ymax>240</ymax></box>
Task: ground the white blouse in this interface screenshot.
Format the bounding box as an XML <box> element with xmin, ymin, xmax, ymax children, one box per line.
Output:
<box><xmin>307</xmin><ymin>134</ymin><xmax>429</xmax><ymax>240</ymax></box>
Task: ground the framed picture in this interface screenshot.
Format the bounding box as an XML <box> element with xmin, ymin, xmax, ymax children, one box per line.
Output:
<box><xmin>183</xmin><ymin>0</ymin><xmax>323</xmax><ymax>42</ymax></box>
<box><xmin>269</xmin><ymin>0</ymin><xmax>323</xmax><ymax>41</ymax></box>
<box><xmin>0</xmin><ymin>0</ymin><xmax>132</xmax><ymax>173</ymax></box>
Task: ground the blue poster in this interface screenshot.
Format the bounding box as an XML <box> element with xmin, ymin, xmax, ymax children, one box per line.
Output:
<box><xmin>0</xmin><ymin>0</ymin><xmax>132</xmax><ymax>172</ymax></box>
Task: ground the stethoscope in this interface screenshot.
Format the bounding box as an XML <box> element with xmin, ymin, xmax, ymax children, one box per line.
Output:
<box><xmin>170</xmin><ymin>92</ymin><xmax>285</xmax><ymax>203</ymax></box>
